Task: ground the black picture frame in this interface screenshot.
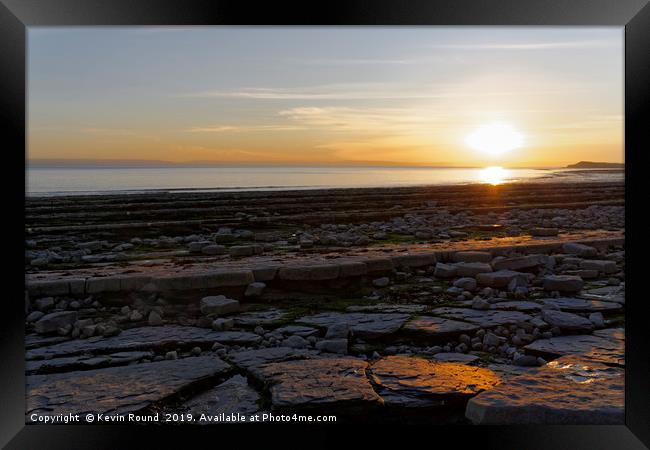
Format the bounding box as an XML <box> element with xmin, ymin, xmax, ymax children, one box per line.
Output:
<box><xmin>2</xmin><ymin>0</ymin><xmax>648</xmax><ymax>448</ymax></box>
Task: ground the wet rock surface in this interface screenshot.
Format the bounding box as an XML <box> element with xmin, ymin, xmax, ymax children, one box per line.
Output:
<box><xmin>524</xmin><ymin>330</ymin><xmax>624</xmax><ymax>366</ymax></box>
<box><xmin>24</xmin><ymin>183</ymin><xmax>625</xmax><ymax>424</ymax></box>
<box><xmin>256</xmin><ymin>357</ymin><xmax>382</xmax><ymax>410</ymax></box>
<box><xmin>27</xmin><ymin>355</ymin><xmax>230</xmax><ymax>419</ymax></box>
<box><xmin>466</xmin><ymin>355</ymin><xmax>624</xmax><ymax>424</ymax></box>
<box><xmin>369</xmin><ymin>356</ymin><xmax>500</xmax><ymax>407</ymax></box>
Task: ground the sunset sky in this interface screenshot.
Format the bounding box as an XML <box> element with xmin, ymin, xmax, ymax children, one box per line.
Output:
<box><xmin>28</xmin><ymin>27</ymin><xmax>623</xmax><ymax>168</ymax></box>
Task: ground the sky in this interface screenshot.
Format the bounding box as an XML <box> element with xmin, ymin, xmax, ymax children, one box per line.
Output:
<box><xmin>28</xmin><ymin>27</ymin><xmax>624</xmax><ymax>168</ymax></box>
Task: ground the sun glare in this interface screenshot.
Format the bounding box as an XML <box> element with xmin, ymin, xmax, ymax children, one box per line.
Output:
<box><xmin>465</xmin><ymin>122</ymin><xmax>525</xmax><ymax>156</ymax></box>
<box><xmin>479</xmin><ymin>166</ymin><xmax>508</xmax><ymax>185</ymax></box>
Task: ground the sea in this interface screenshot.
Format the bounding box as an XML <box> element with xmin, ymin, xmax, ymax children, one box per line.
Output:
<box><xmin>25</xmin><ymin>166</ymin><xmax>624</xmax><ymax>197</ymax></box>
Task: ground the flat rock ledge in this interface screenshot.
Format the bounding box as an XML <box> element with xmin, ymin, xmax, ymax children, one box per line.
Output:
<box><xmin>298</xmin><ymin>312</ymin><xmax>410</xmax><ymax>339</ymax></box>
<box><xmin>256</xmin><ymin>357</ymin><xmax>382</xmax><ymax>411</ymax></box>
<box><xmin>183</xmin><ymin>375</ymin><xmax>262</xmax><ymax>422</ymax></box>
<box><xmin>465</xmin><ymin>355</ymin><xmax>624</xmax><ymax>424</ymax></box>
<box><xmin>25</xmin><ymin>236</ymin><xmax>623</xmax><ymax>297</ymax></box>
<box><xmin>524</xmin><ymin>329</ymin><xmax>624</xmax><ymax>366</ymax></box>
<box><xmin>26</xmin><ymin>355</ymin><xmax>230</xmax><ymax>419</ymax></box>
<box><xmin>369</xmin><ymin>355</ymin><xmax>501</xmax><ymax>408</ymax></box>
<box><xmin>403</xmin><ymin>316</ymin><xmax>479</xmax><ymax>338</ymax></box>
<box><xmin>27</xmin><ymin>326</ymin><xmax>261</xmax><ymax>360</ymax></box>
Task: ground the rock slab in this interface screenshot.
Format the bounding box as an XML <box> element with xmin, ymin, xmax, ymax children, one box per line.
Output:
<box><xmin>369</xmin><ymin>355</ymin><xmax>500</xmax><ymax>407</ymax></box>
<box><xmin>466</xmin><ymin>355</ymin><xmax>623</xmax><ymax>424</ymax></box>
<box><xmin>27</xmin><ymin>355</ymin><xmax>230</xmax><ymax>418</ymax></box>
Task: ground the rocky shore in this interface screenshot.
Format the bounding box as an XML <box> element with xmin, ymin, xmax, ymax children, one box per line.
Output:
<box><xmin>24</xmin><ymin>181</ymin><xmax>625</xmax><ymax>424</ymax></box>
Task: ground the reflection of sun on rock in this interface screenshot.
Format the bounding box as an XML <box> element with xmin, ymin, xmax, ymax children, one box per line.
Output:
<box><xmin>524</xmin><ymin>328</ymin><xmax>624</xmax><ymax>366</ymax></box>
<box><xmin>465</xmin><ymin>355</ymin><xmax>624</xmax><ymax>424</ymax></box>
<box><xmin>369</xmin><ymin>355</ymin><xmax>501</xmax><ymax>408</ymax></box>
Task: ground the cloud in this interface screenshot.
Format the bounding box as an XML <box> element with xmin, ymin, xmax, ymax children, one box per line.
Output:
<box><xmin>182</xmin><ymin>78</ymin><xmax>595</xmax><ymax>102</ymax></box>
<box><xmin>278</xmin><ymin>106</ymin><xmax>430</xmax><ymax>131</ymax></box>
<box><xmin>182</xmin><ymin>83</ymin><xmax>457</xmax><ymax>101</ymax></box>
<box><xmin>429</xmin><ymin>40</ymin><xmax>618</xmax><ymax>50</ymax></box>
<box><xmin>542</xmin><ymin>114</ymin><xmax>623</xmax><ymax>130</ymax></box>
<box><xmin>297</xmin><ymin>58</ymin><xmax>418</xmax><ymax>65</ymax></box>
<box><xmin>185</xmin><ymin>125</ymin><xmax>304</xmax><ymax>133</ymax></box>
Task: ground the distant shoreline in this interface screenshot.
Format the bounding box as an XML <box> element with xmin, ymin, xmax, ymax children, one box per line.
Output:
<box><xmin>565</xmin><ymin>161</ymin><xmax>625</xmax><ymax>169</ymax></box>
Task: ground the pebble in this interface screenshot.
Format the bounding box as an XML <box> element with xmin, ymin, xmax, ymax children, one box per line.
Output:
<box><xmin>325</xmin><ymin>323</ymin><xmax>350</xmax><ymax>339</ymax></box>
<box><xmin>454</xmin><ymin>277</ymin><xmax>477</xmax><ymax>291</ymax></box>
<box><xmin>284</xmin><ymin>335</ymin><xmax>309</xmax><ymax>349</ymax></box>
<box><xmin>148</xmin><ymin>311</ymin><xmax>163</xmax><ymax>326</ymax></box>
<box><xmin>372</xmin><ymin>277</ymin><xmax>390</xmax><ymax>288</ymax></box>
<box><xmin>472</xmin><ymin>298</ymin><xmax>491</xmax><ymax>310</ymax></box>
<box><xmin>26</xmin><ymin>311</ymin><xmax>44</xmax><ymax>323</ymax></box>
<box><xmin>212</xmin><ymin>318</ymin><xmax>234</xmax><ymax>331</ymax></box>
<box><xmin>244</xmin><ymin>282</ymin><xmax>266</xmax><ymax>297</ymax></box>
<box><xmin>513</xmin><ymin>354</ymin><xmax>540</xmax><ymax>366</ymax></box>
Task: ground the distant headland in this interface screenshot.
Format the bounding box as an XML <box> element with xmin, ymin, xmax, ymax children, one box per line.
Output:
<box><xmin>566</xmin><ymin>161</ymin><xmax>624</xmax><ymax>169</ymax></box>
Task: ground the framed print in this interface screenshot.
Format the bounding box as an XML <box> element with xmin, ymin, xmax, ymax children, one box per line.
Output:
<box><xmin>1</xmin><ymin>0</ymin><xmax>649</xmax><ymax>448</ymax></box>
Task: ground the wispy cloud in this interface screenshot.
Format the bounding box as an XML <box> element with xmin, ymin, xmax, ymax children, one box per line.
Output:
<box><xmin>429</xmin><ymin>40</ymin><xmax>618</xmax><ymax>50</ymax></box>
<box><xmin>297</xmin><ymin>58</ymin><xmax>418</xmax><ymax>65</ymax></box>
<box><xmin>182</xmin><ymin>81</ymin><xmax>587</xmax><ymax>101</ymax></box>
<box><xmin>277</xmin><ymin>106</ymin><xmax>450</xmax><ymax>133</ymax></box>
<box><xmin>186</xmin><ymin>124</ymin><xmax>304</xmax><ymax>133</ymax></box>
<box><xmin>81</xmin><ymin>127</ymin><xmax>139</xmax><ymax>136</ymax></box>
<box><xmin>182</xmin><ymin>83</ymin><xmax>430</xmax><ymax>100</ymax></box>
<box><xmin>542</xmin><ymin>114</ymin><xmax>623</xmax><ymax>130</ymax></box>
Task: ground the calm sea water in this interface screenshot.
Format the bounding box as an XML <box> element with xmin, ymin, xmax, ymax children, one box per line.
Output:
<box><xmin>25</xmin><ymin>166</ymin><xmax>624</xmax><ymax>197</ymax></box>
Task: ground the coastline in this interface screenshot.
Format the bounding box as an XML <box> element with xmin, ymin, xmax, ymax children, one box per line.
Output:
<box><xmin>25</xmin><ymin>166</ymin><xmax>623</xmax><ymax>198</ymax></box>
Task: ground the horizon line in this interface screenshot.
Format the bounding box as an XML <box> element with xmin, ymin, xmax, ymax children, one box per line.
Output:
<box><xmin>26</xmin><ymin>158</ymin><xmax>624</xmax><ymax>170</ymax></box>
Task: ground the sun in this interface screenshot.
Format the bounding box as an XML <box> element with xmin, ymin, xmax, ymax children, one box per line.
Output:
<box><xmin>465</xmin><ymin>122</ymin><xmax>525</xmax><ymax>157</ymax></box>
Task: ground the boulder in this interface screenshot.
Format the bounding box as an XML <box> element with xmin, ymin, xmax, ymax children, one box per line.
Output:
<box><xmin>200</xmin><ymin>296</ymin><xmax>240</xmax><ymax>316</ymax></box>
<box><xmin>579</xmin><ymin>259</ymin><xmax>618</xmax><ymax>274</ymax></box>
<box><xmin>315</xmin><ymin>339</ymin><xmax>348</xmax><ymax>354</ymax></box>
<box><xmin>244</xmin><ymin>282</ymin><xmax>266</xmax><ymax>297</ymax></box>
<box><xmin>543</xmin><ymin>275</ymin><xmax>584</xmax><ymax>293</ymax></box>
<box><xmin>372</xmin><ymin>277</ymin><xmax>390</xmax><ymax>288</ymax></box>
<box><xmin>453</xmin><ymin>277</ymin><xmax>477</xmax><ymax>291</ymax></box>
<box><xmin>434</xmin><ymin>263</ymin><xmax>457</xmax><ymax>278</ymax></box>
<box><xmin>530</xmin><ymin>228</ymin><xmax>559</xmax><ymax>237</ymax></box>
<box><xmin>453</xmin><ymin>251</ymin><xmax>492</xmax><ymax>263</ymax></box>
<box><xmin>34</xmin><ymin>311</ymin><xmax>78</xmax><ymax>335</ymax></box>
<box><xmin>562</xmin><ymin>242</ymin><xmax>598</xmax><ymax>257</ymax></box>
<box><xmin>454</xmin><ymin>262</ymin><xmax>493</xmax><ymax>277</ymax></box>
<box><xmin>492</xmin><ymin>255</ymin><xmax>544</xmax><ymax>271</ymax></box>
<box><xmin>201</xmin><ymin>244</ymin><xmax>226</xmax><ymax>255</ymax></box>
<box><xmin>476</xmin><ymin>270</ymin><xmax>526</xmax><ymax>288</ymax></box>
